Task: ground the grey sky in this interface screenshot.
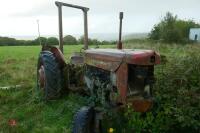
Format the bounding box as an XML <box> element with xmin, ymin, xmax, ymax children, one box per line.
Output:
<box><xmin>0</xmin><ymin>0</ymin><xmax>199</xmax><ymax>38</ymax></box>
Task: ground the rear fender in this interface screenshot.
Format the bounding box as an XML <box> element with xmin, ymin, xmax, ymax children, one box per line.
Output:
<box><xmin>41</xmin><ymin>46</ymin><xmax>66</xmax><ymax>68</ymax></box>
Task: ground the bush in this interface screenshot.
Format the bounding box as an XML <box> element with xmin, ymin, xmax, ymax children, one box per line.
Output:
<box><xmin>78</xmin><ymin>36</ymin><xmax>101</xmax><ymax>46</ymax></box>
<box><xmin>32</xmin><ymin>37</ymin><xmax>47</xmax><ymax>46</ymax></box>
<box><xmin>63</xmin><ymin>35</ymin><xmax>77</xmax><ymax>45</ymax></box>
<box><xmin>46</xmin><ymin>37</ymin><xmax>59</xmax><ymax>45</ymax></box>
<box><xmin>125</xmin><ymin>50</ymin><xmax>200</xmax><ymax>132</ymax></box>
<box><xmin>0</xmin><ymin>37</ymin><xmax>19</xmax><ymax>46</ymax></box>
<box><xmin>0</xmin><ymin>36</ymin><xmax>45</xmax><ymax>46</ymax></box>
<box><xmin>101</xmin><ymin>40</ymin><xmax>111</xmax><ymax>45</ymax></box>
<box><xmin>149</xmin><ymin>12</ymin><xmax>200</xmax><ymax>43</ymax></box>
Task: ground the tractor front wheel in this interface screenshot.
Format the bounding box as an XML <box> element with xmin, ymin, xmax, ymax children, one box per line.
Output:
<box><xmin>73</xmin><ymin>106</ymin><xmax>96</xmax><ymax>133</ymax></box>
<box><xmin>37</xmin><ymin>51</ymin><xmax>62</xmax><ymax>100</ymax></box>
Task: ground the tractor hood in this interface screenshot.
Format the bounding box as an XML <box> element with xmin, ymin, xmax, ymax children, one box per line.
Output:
<box><xmin>85</xmin><ymin>48</ymin><xmax>160</xmax><ymax>72</ymax></box>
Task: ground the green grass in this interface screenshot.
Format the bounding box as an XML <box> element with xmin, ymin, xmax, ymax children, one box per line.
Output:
<box><xmin>0</xmin><ymin>43</ymin><xmax>200</xmax><ymax>132</ymax></box>
<box><xmin>0</xmin><ymin>44</ymin><xmax>114</xmax><ymax>133</ymax></box>
<box><xmin>0</xmin><ymin>45</ymin><xmax>114</xmax><ymax>86</ymax></box>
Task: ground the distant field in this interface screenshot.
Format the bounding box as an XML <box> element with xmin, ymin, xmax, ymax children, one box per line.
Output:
<box><xmin>0</xmin><ymin>43</ymin><xmax>200</xmax><ymax>132</ymax></box>
<box><xmin>0</xmin><ymin>45</ymin><xmax>114</xmax><ymax>86</ymax></box>
<box><xmin>0</xmin><ymin>45</ymin><xmax>114</xmax><ymax>60</ymax></box>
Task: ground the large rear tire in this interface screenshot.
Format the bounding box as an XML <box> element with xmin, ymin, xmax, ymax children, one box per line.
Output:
<box><xmin>73</xmin><ymin>106</ymin><xmax>95</xmax><ymax>133</ymax></box>
<box><xmin>37</xmin><ymin>51</ymin><xmax>62</xmax><ymax>100</ymax></box>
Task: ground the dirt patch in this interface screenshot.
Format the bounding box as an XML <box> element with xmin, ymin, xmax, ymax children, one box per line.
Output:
<box><xmin>4</xmin><ymin>59</ymin><xmax>17</xmax><ymax>64</ymax></box>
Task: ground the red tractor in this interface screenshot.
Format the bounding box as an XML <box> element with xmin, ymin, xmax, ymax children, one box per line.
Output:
<box><xmin>37</xmin><ymin>1</ymin><xmax>160</xmax><ymax>132</ymax></box>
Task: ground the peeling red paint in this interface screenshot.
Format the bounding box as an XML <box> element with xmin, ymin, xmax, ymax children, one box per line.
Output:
<box><xmin>8</xmin><ymin>119</ymin><xmax>17</xmax><ymax>127</ymax></box>
<box><xmin>116</xmin><ymin>63</ymin><xmax>128</xmax><ymax>103</ymax></box>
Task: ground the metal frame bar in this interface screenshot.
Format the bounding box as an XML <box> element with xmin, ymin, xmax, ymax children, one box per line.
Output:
<box><xmin>55</xmin><ymin>1</ymin><xmax>89</xmax><ymax>53</ymax></box>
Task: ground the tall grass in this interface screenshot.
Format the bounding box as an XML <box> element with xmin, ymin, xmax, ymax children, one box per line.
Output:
<box><xmin>0</xmin><ymin>45</ymin><xmax>113</xmax><ymax>132</ymax></box>
<box><xmin>123</xmin><ymin>41</ymin><xmax>200</xmax><ymax>132</ymax></box>
<box><xmin>0</xmin><ymin>43</ymin><xmax>200</xmax><ymax>132</ymax></box>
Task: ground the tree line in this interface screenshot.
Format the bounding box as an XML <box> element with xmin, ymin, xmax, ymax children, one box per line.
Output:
<box><xmin>0</xmin><ymin>35</ymin><xmax>114</xmax><ymax>46</ymax></box>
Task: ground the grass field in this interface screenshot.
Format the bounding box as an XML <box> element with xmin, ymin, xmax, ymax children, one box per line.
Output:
<box><xmin>0</xmin><ymin>45</ymin><xmax>115</xmax><ymax>133</ymax></box>
<box><xmin>0</xmin><ymin>42</ymin><xmax>200</xmax><ymax>132</ymax></box>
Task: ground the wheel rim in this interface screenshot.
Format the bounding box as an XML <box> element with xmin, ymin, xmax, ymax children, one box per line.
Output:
<box><xmin>38</xmin><ymin>65</ymin><xmax>45</xmax><ymax>89</ymax></box>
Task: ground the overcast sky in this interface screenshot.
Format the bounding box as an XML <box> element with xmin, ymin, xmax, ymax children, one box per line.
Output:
<box><xmin>0</xmin><ymin>0</ymin><xmax>199</xmax><ymax>38</ymax></box>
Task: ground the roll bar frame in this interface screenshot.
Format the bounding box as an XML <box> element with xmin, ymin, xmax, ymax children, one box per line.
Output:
<box><xmin>55</xmin><ymin>1</ymin><xmax>89</xmax><ymax>53</ymax></box>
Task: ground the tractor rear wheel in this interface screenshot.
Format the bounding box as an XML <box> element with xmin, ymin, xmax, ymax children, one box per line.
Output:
<box><xmin>73</xmin><ymin>106</ymin><xmax>95</xmax><ymax>133</ymax></box>
<box><xmin>37</xmin><ymin>51</ymin><xmax>62</xmax><ymax>100</ymax></box>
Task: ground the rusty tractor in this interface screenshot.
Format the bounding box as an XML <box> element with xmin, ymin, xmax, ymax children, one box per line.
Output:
<box><xmin>37</xmin><ymin>1</ymin><xmax>160</xmax><ymax>132</ymax></box>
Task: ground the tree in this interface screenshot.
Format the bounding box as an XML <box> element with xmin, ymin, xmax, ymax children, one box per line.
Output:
<box><xmin>78</xmin><ymin>36</ymin><xmax>101</xmax><ymax>45</ymax></box>
<box><xmin>63</xmin><ymin>35</ymin><xmax>77</xmax><ymax>45</ymax></box>
<box><xmin>78</xmin><ymin>36</ymin><xmax>84</xmax><ymax>44</ymax></box>
<box><xmin>46</xmin><ymin>37</ymin><xmax>59</xmax><ymax>45</ymax></box>
<box><xmin>33</xmin><ymin>37</ymin><xmax>47</xmax><ymax>45</ymax></box>
<box><xmin>0</xmin><ymin>37</ymin><xmax>18</xmax><ymax>46</ymax></box>
<box><xmin>149</xmin><ymin>12</ymin><xmax>200</xmax><ymax>43</ymax></box>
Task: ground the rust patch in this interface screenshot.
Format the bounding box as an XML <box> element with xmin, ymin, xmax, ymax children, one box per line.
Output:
<box><xmin>85</xmin><ymin>49</ymin><xmax>160</xmax><ymax>67</ymax></box>
<box><xmin>85</xmin><ymin>57</ymin><xmax>121</xmax><ymax>72</ymax></box>
<box><xmin>130</xmin><ymin>98</ymin><xmax>153</xmax><ymax>112</ymax></box>
<box><xmin>116</xmin><ymin>63</ymin><xmax>128</xmax><ymax>103</ymax></box>
<box><xmin>50</xmin><ymin>47</ymin><xmax>66</xmax><ymax>67</ymax></box>
<box><xmin>126</xmin><ymin>51</ymin><xmax>160</xmax><ymax>65</ymax></box>
<box><xmin>42</xmin><ymin>46</ymin><xmax>66</xmax><ymax>68</ymax></box>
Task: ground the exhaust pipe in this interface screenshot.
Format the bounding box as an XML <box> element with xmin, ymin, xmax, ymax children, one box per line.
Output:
<box><xmin>117</xmin><ymin>12</ymin><xmax>123</xmax><ymax>49</ymax></box>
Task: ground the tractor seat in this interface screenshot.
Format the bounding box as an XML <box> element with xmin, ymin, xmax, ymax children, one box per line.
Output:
<box><xmin>70</xmin><ymin>52</ymin><xmax>84</xmax><ymax>65</ymax></box>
